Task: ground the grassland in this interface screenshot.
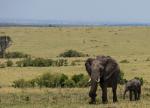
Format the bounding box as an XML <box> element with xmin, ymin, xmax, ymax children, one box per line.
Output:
<box><xmin>0</xmin><ymin>27</ymin><xmax>150</xmax><ymax>108</ymax></box>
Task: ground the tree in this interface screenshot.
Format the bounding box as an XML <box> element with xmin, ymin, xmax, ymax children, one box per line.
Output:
<box><xmin>0</xmin><ymin>36</ymin><xmax>12</xmax><ymax>58</ymax></box>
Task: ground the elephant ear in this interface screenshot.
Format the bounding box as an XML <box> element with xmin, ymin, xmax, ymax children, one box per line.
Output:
<box><xmin>101</xmin><ymin>57</ymin><xmax>119</xmax><ymax>81</ymax></box>
<box><xmin>85</xmin><ymin>58</ymin><xmax>94</xmax><ymax>76</ymax></box>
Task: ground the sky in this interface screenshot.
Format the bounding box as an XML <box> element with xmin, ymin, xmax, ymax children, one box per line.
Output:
<box><xmin>0</xmin><ymin>0</ymin><xmax>150</xmax><ymax>23</ymax></box>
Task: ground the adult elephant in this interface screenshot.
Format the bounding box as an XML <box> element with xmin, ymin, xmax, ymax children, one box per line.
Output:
<box><xmin>85</xmin><ymin>55</ymin><xmax>120</xmax><ymax>104</ymax></box>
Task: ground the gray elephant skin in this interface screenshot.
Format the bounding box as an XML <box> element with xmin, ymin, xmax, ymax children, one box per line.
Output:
<box><xmin>85</xmin><ymin>55</ymin><xmax>120</xmax><ymax>104</ymax></box>
<box><xmin>123</xmin><ymin>78</ymin><xmax>141</xmax><ymax>101</ymax></box>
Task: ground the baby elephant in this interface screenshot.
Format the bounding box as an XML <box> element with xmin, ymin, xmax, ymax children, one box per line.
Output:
<box><xmin>123</xmin><ymin>78</ymin><xmax>141</xmax><ymax>101</ymax></box>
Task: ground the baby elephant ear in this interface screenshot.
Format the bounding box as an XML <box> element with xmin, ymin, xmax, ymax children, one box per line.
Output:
<box><xmin>85</xmin><ymin>58</ymin><xmax>94</xmax><ymax>76</ymax></box>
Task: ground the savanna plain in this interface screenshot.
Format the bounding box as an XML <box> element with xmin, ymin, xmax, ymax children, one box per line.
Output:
<box><xmin>0</xmin><ymin>27</ymin><xmax>150</xmax><ymax>108</ymax></box>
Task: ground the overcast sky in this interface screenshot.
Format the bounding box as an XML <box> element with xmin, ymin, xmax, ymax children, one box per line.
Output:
<box><xmin>0</xmin><ymin>0</ymin><xmax>150</xmax><ymax>23</ymax></box>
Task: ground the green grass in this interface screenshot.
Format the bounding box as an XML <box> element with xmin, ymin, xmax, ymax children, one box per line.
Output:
<box><xmin>0</xmin><ymin>27</ymin><xmax>150</xmax><ymax>107</ymax></box>
<box><xmin>0</xmin><ymin>85</ymin><xmax>150</xmax><ymax>108</ymax></box>
<box><xmin>1</xmin><ymin>27</ymin><xmax>150</xmax><ymax>57</ymax></box>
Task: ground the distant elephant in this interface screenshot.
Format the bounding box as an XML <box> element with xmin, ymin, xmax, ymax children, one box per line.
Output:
<box><xmin>85</xmin><ymin>55</ymin><xmax>120</xmax><ymax>104</ymax></box>
<box><xmin>123</xmin><ymin>78</ymin><xmax>141</xmax><ymax>101</ymax></box>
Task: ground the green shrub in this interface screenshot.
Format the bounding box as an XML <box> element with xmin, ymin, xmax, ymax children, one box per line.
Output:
<box><xmin>71</xmin><ymin>74</ymin><xmax>84</xmax><ymax>83</ymax></box>
<box><xmin>120</xmin><ymin>59</ymin><xmax>130</xmax><ymax>63</ymax></box>
<box><xmin>118</xmin><ymin>70</ymin><xmax>127</xmax><ymax>85</ymax></box>
<box><xmin>59</xmin><ymin>50</ymin><xmax>87</xmax><ymax>57</ymax></box>
<box><xmin>27</xmin><ymin>79</ymin><xmax>37</xmax><ymax>88</ymax></box>
<box><xmin>64</xmin><ymin>79</ymin><xmax>76</xmax><ymax>88</ymax></box>
<box><xmin>35</xmin><ymin>73</ymin><xmax>68</xmax><ymax>88</ymax></box>
<box><xmin>76</xmin><ymin>75</ymin><xmax>89</xmax><ymax>87</ymax></box>
<box><xmin>0</xmin><ymin>63</ymin><xmax>6</xmax><ymax>68</ymax></box>
<box><xmin>16</xmin><ymin>57</ymin><xmax>68</xmax><ymax>67</ymax></box>
<box><xmin>12</xmin><ymin>73</ymin><xmax>89</xmax><ymax>88</ymax></box>
<box><xmin>5</xmin><ymin>52</ymin><xmax>30</xmax><ymax>58</ymax></box>
<box><xmin>31</xmin><ymin>58</ymin><xmax>53</xmax><ymax>67</ymax></box>
<box><xmin>6</xmin><ymin>60</ymin><xmax>13</xmax><ymax>67</ymax></box>
<box><xmin>37</xmin><ymin>73</ymin><xmax>53</xmax><ymax>87</ymax></box>
<box><xmin>59</xmin><ymin>74</ymin><xmax>68</xmax><ymax>87</ymax></box>
<box><xmin>16</xmin><ymin>61</ymin><xmax>23</xmax><ymax>67</ymax></box>
<box><xmin>22</xmin><ymin>57</ymin><xmax>32</xmax><ymax>67</ymax></box>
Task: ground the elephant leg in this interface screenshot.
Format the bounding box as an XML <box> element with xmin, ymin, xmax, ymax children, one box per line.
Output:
<box><xmin>123</xmin><ymin>89</ymin><xmax>128</xmax><ymax>99</ymax></box>
<box><xmin>112</xmin><ymin>86</ymin><xmax>118</xmax><ymax>102</ymax></box>
<box><xmin>129</xmin><ymin>90</ymin><xmax>133</xmax><ymax>101</ymax></box>
<box><xmin>137</xmin><ymin>86</ymin><xmax>141</xmax><ymax>100</ymax></box>
<box><xmin>101</xmin><ymin>86</ymin><xmax>108</xmax><ymax>104</ymax></box>
<box><xmin>89</xmin><ymin>82</ymin><xmax>97</xmax><ymax>104</ymax></box>
<box><xmin>134</xmin><ymin>90</ymin><xmax>138</xmax><ymax>101</ymax></box>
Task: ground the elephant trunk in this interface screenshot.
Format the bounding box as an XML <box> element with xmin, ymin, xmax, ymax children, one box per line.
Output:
<box><xmin>90</xmin><ymin>71</ymin><xmax>101</xmax><ymax>83</ymax></box>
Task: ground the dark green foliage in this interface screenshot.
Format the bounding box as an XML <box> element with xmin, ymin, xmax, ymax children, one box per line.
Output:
<box><xmin>71</xmin><ymin>74</ymin><xmax>84</xmax><ymax>83</ymax></box>
<box><xmin>35</xmin><ymin>73</ymin><xmax>69</xmax><ymax>88</ymax></box>
<box><xmin>59</xmin><ymin>50</ymin><xmax>87</xmax><ymax>57</ymax></box>
<box><xmin>120</xmin><ymin>59</ymin><xmax>130</xmax><ymax>63</ymax></box>
<box><xmin>12</xmin><ymin>73</ymin><xmax>89</xmax><ymax>88</ymax></box>
<box><xmin>5</xmin><ymin>52</ymin><xmax>30</xmax><ymax>58</ymax></box>
<box><xmin>59</xmin><ymin>74</ymin><xmax>69</xmax><ymax>87</ymax></box>
<box><xmin>64</xmin><ymin>79</ymin><xmax>76</xmax><ymax>88</ymax></box>
<box><xmin>118</xmin><ymin>70</ymin><xmax>127</xmax><ymax>85</ymax></box>
<box><xmin>16</xmin><ymin>57</ymin><xmax>68</xmax><ymax>67</ymax></box>
<box><xmin>30</xmin><ymin>58</ymin><xmax>53</xmax><ymax>67</ymax></box>
<box><xmin>134</xmin><ymin>77</ymin><xmax>144</xmax><ymax>85</ymax></box>
<box><xmin>27</xmin><ymin>79</ymin><xmax>37</xmax><ymax>88</ymax></box>
<box><xmin>76</xmin><ymin>75</ymin><xmax>89</xmax><ymax>87</ymax></box>
<box><xmin>6</xmin><ymin>60</ymin><xmax>13</xmax><ymax>67</ymax></box>
<box><xmin>20</xmin><ymin>57</ymin><xmax>33</xmax><ymax>67</ymax></box>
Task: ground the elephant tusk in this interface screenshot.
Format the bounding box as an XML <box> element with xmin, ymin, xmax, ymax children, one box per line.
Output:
<box><xmin>88</xmin><ymin>78</ymin><xmax>91</xmax><ymax>82</ymax></box>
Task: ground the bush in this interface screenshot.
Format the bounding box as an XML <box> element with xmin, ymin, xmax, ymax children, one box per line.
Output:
<box><xmin>16</xmin><ymin>57</ymin><xmax>68</xmax><ymax>67</ymax></box>
<box><xmin>6</xmin><ymin>60</ymin><xmax>13</xmax><ymax>67</ymax></box>
<box><xmin>0</xmin><ymin>63</ymin><xmax>6</xmax><ymax>68</ymax></box>
<box><xmin>64</xmin><ymin>79</ymin><xmax>76</xmax><ymax>88</ymax></box>
<box><xmin>76</xmin><ymin>75</ymin><xmax>89</xmax><ymax>87</ymax></box>
<box><xmin>31</xmin><ymin>58</ymin><xmax>53</xmax><ymax>67</ymax></box>
<box><xmin>5</xmin><ymin>52</ymin><xmax>30</xmax><ymax>58</ymax></box>
<box><xmin>59</xmin><ymin>74</ymin><xmax>69</xmax><ymax>87</ymax></box>
<box><xmin>16</xmin><ymin>61</ymin><xmax>23</xmax><ymax>67</ymax></box>
<box><xmin>12</xmin><ymin>73</ymin><xmax>89</xmax><ymax>88</ymax></box>
<box><xmin>35</xmin><ymin>73</ymin><xmax>69</xmax><ymax>88</ymax></box>
<box><xmin>71</xmin><ymin>74</ymin><xmax>84</xmax><ymax>83</ymax></box>
<box><xmin>59</xmin><ymin>50</ymin><xmax>87</xmax><ymax>57</ymax></box>
<box><xmin>120</xmin><ymin>59</ymin><xmax>130</xmax><ymax>63</ymax></box>
<box><xmin>118</xmin><ymin>70</ymin><xmax>127</xmax><ymax>85</ymax></box>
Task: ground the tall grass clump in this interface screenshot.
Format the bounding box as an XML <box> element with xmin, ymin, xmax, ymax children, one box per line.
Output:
<box><xmin>16</xmin><ymin>57</ymin><xmax>68</xmax><ymax>67</ymax></box>
<box><xmin>5</xmin><ymin>52</ymin><xmax>30</xmax><ymax>58</ymax></box>
<box><xmin>59</xmin><ymin>50</ymin><xmax>88</xmax><ymax>57</ymax></box>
